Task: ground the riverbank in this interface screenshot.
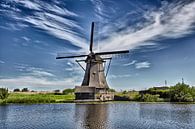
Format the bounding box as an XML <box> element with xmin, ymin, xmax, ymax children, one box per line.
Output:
<box><xmin>1</xmin><ymin>92</ymin><xmax>195</xmax><ymax>105</ymax></box>
<box><xmin>0</xmin><ymin>82</ymin><xmax>194</xmax><ymax>104</ymax></box>
<box><xmin>0</xmin><ymin>93</ymin><xmax>75</xmax><ymax>104</ymax></box>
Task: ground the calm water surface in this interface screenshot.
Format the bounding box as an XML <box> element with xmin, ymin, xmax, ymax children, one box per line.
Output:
<box><xmin>0</xmin><ymin>103</ymin><xmax>194</xmax><ymax>129</ymax></box>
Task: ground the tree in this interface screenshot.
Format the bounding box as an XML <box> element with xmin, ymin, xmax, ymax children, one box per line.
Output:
<box><xmin>108</xmin><ymin>88</ymin><xmax>116</xmax><ymax>92</ymax></box>
<box><xmin>21</xmin><ymin>88</ymin><xmax>29</xmax><ymax>92</ymax></box>
<box><xmin>54</xmin><ymin>90</ymin><xmax>61</xmax><ymax>95</ymax></box>
<box><xmin>13</xmin><ymin>88</ymin><xmax>20</xmax><ymax>92</ymax></box>
<box><xmin>141</xmin><ymin>94</ymin><xmax>160</xmax><ymax>102</ymax></box>
<box><xmin>192</xmin><ymin>86</ymin><xmax>195</xmax><ymax>101</ymax></box>
<box><xmin>54</xmin><ymin>90</ymin><xmax>60</xmax><ymax>93</ymax></box>
<box><xmin>63</xmin><ymin>88</ymin><xmax>74</xmax><ymax>95</ymax></box>
<box><xmin>170</xmin><ymin>83</ymin><xmax>194</xmax><ymax>102</ymax></box>
<box><xmin>0</xmin><ymin>88</ymin><xmax>9</xmax><ymax>100</ymax></box>
<box><xmin>122</xmin><ymin>90</ymin><xmax>127</xmax><ymax>94</ymax></box>
<box><xmin>147</xmin><ymin>87</ymin><xmax>170</xmax><ymax>98</ymax></box>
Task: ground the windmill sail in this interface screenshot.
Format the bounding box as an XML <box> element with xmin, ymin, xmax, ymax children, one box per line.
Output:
<box><xmin>95</xmin><ymin>50</ymin><xmax>129</xmax><ymax>55</ymax></box>
<box><xmin>56</xmin><ymin>52</ymin><xmax>88</xmax><ymax>59</ymax></box>
<box><xmin>90</xmin><ymin>22</ymin><xmax>95</xmax><ymax>52</ymax></box>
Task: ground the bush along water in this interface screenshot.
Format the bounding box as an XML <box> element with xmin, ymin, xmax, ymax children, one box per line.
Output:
<box><xmin>114</xmin><ymin>82</ymin><xmax>195</xmax><ymax>102</ymax></box>
<box><xmin>0</xmin><ymin>88</ymin><xmax>9</xmax><ymax>104</ymax></box>
<box><xmin>169</xmin><ymin>83</ymin><xmax>194</xmax><ymax>102</ymax></box>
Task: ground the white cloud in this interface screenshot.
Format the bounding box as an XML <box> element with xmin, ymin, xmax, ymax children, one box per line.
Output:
<box><xmin>123</xmin><ymin>60</ymin><xmax>136</xmax><ymax>66</ymax></box>
<box><xmin>22</xmin><ymin>36</ymin><xmax>30</xmax><ymax>41</ymax></box>
<box><xmin>1</xmin><ymin>0</ymin><xmax>87</xmax><ymax>51</ymax></box>
<box><xmin>11</xmin><ymin>0</ymin><xmax>77</xmax><ymax>16</ymax></box>
<box><xmin>24</xmin><ymin>12</ymin><xmax>88</xmax><ymax>50</ymax></box>
<box><xmin>29</xmin><ymin>70</ymin><xmax>55</xmax><ymax>77</ymax></box>
<box><xmin>135</xmin><ymin>61</ymin><xmax>150</xmax><ymax>69</ymax></box>
<box><xmin>12</xmin><ymin>0</ymin><xmax>41</xmax><ymax>10</ymax></box>
<box><xmin>0</xmin><ymin>76</ymin><xmax>78</xmax><ymax>89</ymax></box>
<box><xmin>90</xmin><ymin>0</ymin><xmax>117</xmax><ymax>22</ymax></box>
<box><xmin>15</xmin><ymin>64</ymin><xmax>55</xmax><ymax>77</ymax></box>
<box><xmin>65</xmin><ymin>62</ymin><xmax>84</xmax><ymax>72</ymax></box>
<box><xmin>109</xmin><ymin>74</ymin><xmax>132</xmax><ymax>79</ymax></box>
<box><xmin>45</xmin><ymin>4</ymin><xmax>78</xmax><ymax>16</ymax></box>
<box><xmin>0</xmin><ymin>60</ymin><xmax>5</xmax><ymax>64</ymax></box>
<box><xmin>1</xmin><ymin>63</ymin><xmax>81</xmax><ymax>89</ymax></box>
<box><xmin>0</xmin><ymin>23</ymin><xmax>28</xmax><ymax>31</ymax></box>
<box><xmin>97</xmin><ymin>1</ymin><xmax>195</xmax><ymax>51</ymax></box>
<box><xmin>26</xmin><ymin>67</ymin><xmax>55</xmax><ymax>77</ymax></box>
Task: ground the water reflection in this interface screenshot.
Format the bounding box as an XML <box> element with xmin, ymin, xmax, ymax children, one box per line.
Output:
<box><xmin>75</xmin><ymin>104</ymin><xmax>108</xmax><ymax>129</ymax></box>
<box><xmin>139</xmin><ymin>104</ymin><xmax>193</xmax><ymax>124</ymax></box>
<box><xmin>0</xmin><ymin>106</ymin><xmax>8</xmax><ymax>129</ymax></box>
<box><xmin>170</xmin><ymin>104</ymin><xmax>192</xmax><ymax>124</ymax></box>
<box><xmin>0</xmin><ymin>103</ymin><xmax>194</xmax><ymax>129</ymax></box>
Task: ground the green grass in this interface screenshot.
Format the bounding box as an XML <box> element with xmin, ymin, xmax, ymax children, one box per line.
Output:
<box><xmin>114</xmin><ymin>91</ymin><xmax>140</xmax><ymax>101</ymax></box>
<box><xmin>0</xmin><ymin>93</ymin><xmax>75</xmax><ymax>104</ymax></box>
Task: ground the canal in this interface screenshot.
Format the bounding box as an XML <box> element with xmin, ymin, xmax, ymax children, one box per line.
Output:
<box><xmin>0</xmin><ymin>103</ymin><xmax>194</xmax><ymax>129</ymax></box>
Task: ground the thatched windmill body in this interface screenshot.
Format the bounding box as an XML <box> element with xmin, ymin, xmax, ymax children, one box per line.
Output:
<box><xmin>56</xmin><ymin>22</ymin><xmax>129</xmax><ymax>101</ymax></box>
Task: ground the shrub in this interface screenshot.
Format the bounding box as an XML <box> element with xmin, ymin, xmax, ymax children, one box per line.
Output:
<box><xmin>170</xmin><ymin>83</ymin><xmax>194</xmax><ymax>102</ymax></box>
<box><xmin>13</xmin><ymin>89</ymin><xmax>20</xmax><ymax>92</ymax></box>
<box><xmin>191</xmin><ymin>86</ymin><xmax>195</xmax><ymax>101</ymax></box>
<box><xmin>148</xmin><ymin>88</ymin><xmax>170</xmax><ymax>98</ymax></box>
<box><xmin>114</xmin><ymin>95</ymin><xmax>130</xmax><ymax>101</ymax></box>
<box><xmin>141</xmin><ymin>94</ymin><xmax>160</xmax><ymax>102</ymax></box>
<box><xmin>54</xmin><ymin>90</ymin><xmax>62</xmax><ymax>95</ymax></box>
<box><xmin>21</xmin><ymin>88</ymin><xmax>29</xmax><ymax>92</ymax></box>
<box><xmin>114</xmin><ymin>91</ymin><xmax>140</xmax><ymax>101</ymax></box>
<box><xmin>108</xmin><ymin>88</ymin><xmax>116</xmax><ymax>92</ymax></box>
<box><xmin>122</xmin><ymin>90</ymin><xmax>127</xmax><ymax>94</ymax></box>
<box><xmin>62</xmin><ymin>88</ymin><xmax>75</xmax><ymax>95</ymax></box>
<box><xmin>0</xmin><ymin>88</ymin><xmax>9</xmax><ymax>100</ymax></box>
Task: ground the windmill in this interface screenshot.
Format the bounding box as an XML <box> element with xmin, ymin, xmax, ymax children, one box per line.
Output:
<box><xmin>56</xmin><ymin>22</ymin><xmax>129</xmax><ymax>101</ymax></box>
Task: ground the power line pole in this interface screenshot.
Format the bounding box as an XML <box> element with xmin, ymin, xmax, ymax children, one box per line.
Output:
<box><xmin>165</xmin><ymin>80</ymin><xmax>167</xmax><ymax>86</ymax></box>
<box><xmin>182</xmin><ymin>78</ymin><xmax>184</xmax><ymax>84</ymax></box>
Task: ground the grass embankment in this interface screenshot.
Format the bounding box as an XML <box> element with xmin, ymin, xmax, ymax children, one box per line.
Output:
<box><xmin>114</xmin><ymin>91</ymin><xmax>140</xmax><ymax>101</ymax></box>
<box><xmin>114</xmin><ymin>83</ymin><xmax>195</xmax><ymax>103</ymax></box>
<box><xmin>114</xmin><ymin>92</ymin><xmax>169</xmax><ymax>102</ymax></box>
<box><xmin>0</xmin><ymin>93</ymin><xmax>75</xmax><ymax>104</ymax></box>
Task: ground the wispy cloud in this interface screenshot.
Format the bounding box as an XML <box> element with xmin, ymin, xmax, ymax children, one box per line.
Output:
<box><xmin>45</xmin><ymin>4</ymin><xmax>78</xmax><ymax>16</ymax></box>
<box><xmin>109</xmin><ymin>74</ymin><xmax>132</xmax><ymax>79</ymax></box>
<box><xmin>22</xmin><ymin>36</ymin><xmax>30</xmax><ymax>41</ymax></box>
<box><xmin>98</xmin><ymin>1</ymin><xmax>195</xmax><ymax>51</ymax></box>
<box><xmin>135</xmin><ymin>61</ymin><xmax>150</xmax><ymax>69</ymax></box>
<box><xmin>0</xmin><ymin>22</ymin><xmax>28</xmax><ymax>31</ymax></box>
<box><xmin>15</xmin><ymin>63</ymin><xmax>55</xmax><ymax>77</ymax></box>
<box><xmin>0</xmin><ymin>63</ymin><xmax>80</xmax><ymax>89</ymax></box>
<box><xmin>0</xmin><ymin>60</ymin><xmax>5</xmax><ymax>64</ymax></box>
<box><xmin>12</xmin><ymin>0</ymin><xmax>42</xmax><ymax>10</ymax></box>
<box><xmin>24</xmin><ymin>12</ymin><xmax>87</xmax><ymax>50</ymax></box>
<box><xmin>123</xmin><ymin>60</ymin><xmax>137</xmax><ymax>66</ymax></box>
<box><xmin>0</xmin><ymin>76</ymin><xmax>78</xmax><ymax>90</ymax></box>
<box><xmin>65</xmin><ymin>60</ymin><xmax>85</xmax><ymax>73</ymax></box>
<box><xmin>27</xmin><ymin>68</ymin><xmax>55</xmax><ymax>77</ymax></box>
<box><xmin>91</xmin><ymin>0</ymin><xmax>118</xmax><ymax>22</ymax></box>
<box><xmin>91</xmin><ymin>0</ymin><xmax>105</xmax><ymax>21</ymax></box>
<box><xmin>0</xmin><ymin>0</ymin><xmax>88</xmax><ymax>51</ymax></box>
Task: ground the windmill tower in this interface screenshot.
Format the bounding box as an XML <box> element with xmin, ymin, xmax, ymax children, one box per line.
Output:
<box><xmin>56</xmin><ymin>22</ymin><xmax>129</xmax><ymax>101</ymax></box>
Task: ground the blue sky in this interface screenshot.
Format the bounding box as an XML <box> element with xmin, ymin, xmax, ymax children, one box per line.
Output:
<box><xmin>0</xmin><ymin>0</ymin><xmax>195</xmax><ymax>91</ymax></box>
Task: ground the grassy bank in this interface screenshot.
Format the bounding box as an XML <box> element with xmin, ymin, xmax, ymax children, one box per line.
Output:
<box><xmin>0</xmin><ymin>82</ymin><xmax>194</xmax><ymax>104</ymax></box>
<box><xmin>0</xmin><ymin>93</ymin><xmax>75</xmax><ymax>104</ymax></box>
<box><xmin>114</xmin><ymin>83</ymin><xmax>195</xmax><ymax>102</ymax></box>
<box><xmin>0</xmin><ymin>93</ymin><xmax>194</xmax><ymax>104</ymax></box>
